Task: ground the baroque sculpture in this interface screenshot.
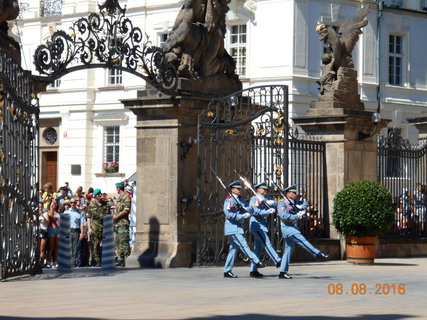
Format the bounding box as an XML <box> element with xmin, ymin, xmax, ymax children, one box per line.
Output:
<box><xmin>162</xmin><ymin>0</ymin><xmax>240</xmax><ymax>86</ymax></box>
<box><xmin>0</xmin><ymin>0</ymin><xmax>20</xmax><ymax>62</ymax></box>
<box><xmin>315</xmin><ymin>7</ymin><xmax>369</xmax><ymax>109</ymax></box>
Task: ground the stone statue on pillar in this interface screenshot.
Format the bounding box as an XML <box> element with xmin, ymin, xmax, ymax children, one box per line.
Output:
<box><xmin>162</xmin><ymin>0</ymin><xmax>242</xmax><ymax>95</ymax></box>
<box><xmin>314</xmin><ymin>7</ymin><xmax>369</xmax><ymax>111</ymax></box>
<box><xmin>0</xmin><ymin>0</ymin><xmax>20</xmax><ymax>63</ymax></box>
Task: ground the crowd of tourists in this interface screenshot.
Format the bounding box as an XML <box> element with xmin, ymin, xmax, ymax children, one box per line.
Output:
<box><xmin>394</xmin><ymin>183</ymin><xmax>426</xmax><ymax>235</ymax></box>
<box><xmin>38</xmin><ymin>180</ymin><xmax>136</xmax><ymax>268</ymax></box>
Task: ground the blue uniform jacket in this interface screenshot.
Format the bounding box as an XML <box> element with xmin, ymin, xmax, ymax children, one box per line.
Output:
<box><xmin>277</xmin><ymin>199</ymin><xmax>303</xmax><ymax>238</ymax></box>
<box><xmin>249</xmin><ymin>195</ymin><xmax>275</xmax><ymax>233</ymax></box>
<box><xmin>223</xmin><ymin>195</ymin><xmax>252</xmax><ymax>236</ymax></box>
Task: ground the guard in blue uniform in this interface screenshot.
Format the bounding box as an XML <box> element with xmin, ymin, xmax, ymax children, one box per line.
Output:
<box><xmin>248</xmin><ymin>182</ymin><xmax>281</xmax><ymax>278</ymax></box>
<box><xmin>278</xmin><ymin>184</ymin><xmax>329</xmax><ymax>279</ymax></box>
<box><xmin>223</xmin><ymin>180</ymin><xmax>266</xmax><ymax>278</ymax></box>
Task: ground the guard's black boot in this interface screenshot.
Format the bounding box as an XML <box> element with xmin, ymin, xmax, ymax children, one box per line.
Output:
<box><xmin>249</xmin><ymin>271</ymin><xmax>264</xmax><ymax>278</ymax></box>
<box><xmin>276</xmin><ymin>260</ymin><xmax>281</xmax><ymax>268</ymax></box>
<box><xmin>115</xmin><ymin>260</ymin><xmax>125</xmax><ymax>267</ymax></box>
<box><xmin>316</xmin><ymin>252</ymin><xmax>329</xmax><ymax>261</ymax></box>
<box><xmin>278</xmin><ymin>272</ymin><xmax>292</xmax><ymax>279</ymax></box>
<box><xmin>256</xmin><ymin>261</ymin><xmax>266</xmax><ymax>268</ymax></box>
<box><xmin>224</xmin><ymin>271</ymin><xmax>238</xmax><ymax>278</ymax></box>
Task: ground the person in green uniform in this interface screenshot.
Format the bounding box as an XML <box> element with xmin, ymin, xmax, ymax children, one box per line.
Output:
<box><xmin>87</xmin><ymin>189</ymin><xmax>110</xmax><ymax>267</ymax></box>
<box><xmin>113</xmin><ymin>182</ymin><xmax>131</xmax><ymax>267</ymax></box>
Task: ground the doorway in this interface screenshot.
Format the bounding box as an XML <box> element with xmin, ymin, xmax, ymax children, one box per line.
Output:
<box><xmin>42</xmin><ymin>151</ymin><xmax>58</xmax><ymax>191</ymax></box>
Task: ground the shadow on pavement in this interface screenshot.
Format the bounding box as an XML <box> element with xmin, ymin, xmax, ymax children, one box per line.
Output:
<box><xmin>369</xmin><ymin>262</ymin><xmax>418</xmax><ymax>266</ymax></box>
<box><xmin>188</xmin><ymin>315</ymin><xmax>415</xmax><ymax>320</ymax></box>
<box><xmin>5</xmin><ymin>267</ymin><xmax>130</xmax><ymax>282</ymax></box>
<box><xmin>0</xmin><ymin>314</ymin><xmax>417</xmax><ymax>320</ymax></box>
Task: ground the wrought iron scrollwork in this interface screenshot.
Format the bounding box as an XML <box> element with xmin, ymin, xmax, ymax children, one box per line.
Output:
<box><xmin>377</xmin><ymin>130</ymin><xmax>416</xmax><ymax>150</ymax></box>
<box><xmin>34</xmin><ymin>0</ymin><xmax>178</xmax><ymax>94</ymax></box>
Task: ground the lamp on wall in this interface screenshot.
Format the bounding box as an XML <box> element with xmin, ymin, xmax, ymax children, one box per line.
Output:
<box><xmin>228</xmin><ymin>95</ymin><xmax>238</xmax><ymax>107</ymax></box>
<box><xmin>358</xmin><ymin>112</ymin><xmax>382</xmax><ymax>140</ymax></box>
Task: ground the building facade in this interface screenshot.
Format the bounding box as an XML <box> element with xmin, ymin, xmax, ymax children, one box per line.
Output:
<box><xmin>14</xmin><ymin>0</ymin><xmax>427</xmax><ymax>192</ymax></box>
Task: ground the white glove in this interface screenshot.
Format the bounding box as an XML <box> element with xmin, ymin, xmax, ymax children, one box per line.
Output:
<box><xmin>243</xmin><ymin>212</ymin><xmax>251</xmax><ymax>219</ymax></box>
<box><xmin>297</xmin><ymin>210</ymin><xmax>306</xmax><ymax>218</ymax></box>
<box><xmin>268</xmin><ymin>208</ymin><xmax>276</xmax><ymax>214</ymax></box>
<box><xmin>266</xmin><ymin>200</ymin><xmax>275</xmax><ymax>206</ymax></box>
<box><xmin>297</xmin><ymin>202</ymin><xmax>309</xmax><ymax>210</ymax></box>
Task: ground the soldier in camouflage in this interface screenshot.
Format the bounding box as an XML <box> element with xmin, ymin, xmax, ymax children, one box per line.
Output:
<box><xmin>113</xmin><ymin>182</ymin><xmax>131</xmax><ymax>267</ymax></box>
<box><xmin>87</xmin><ymin>189</ymin><xmax>110</xmax><ymax>267</ymax></box>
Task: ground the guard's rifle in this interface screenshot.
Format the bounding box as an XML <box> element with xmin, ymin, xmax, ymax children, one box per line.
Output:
<box><xmin>210</xmin><ymin>167</ymin><xmax>250</xmax><ymax>213</ymax></box>
<box><xmin>263</xmin><ymin>168</ymin><xmax>303</xmax><ymax>213</ymax></box>
<box><xmin>233</xmin><ymin>170</ymin><xmax>272</xmax><ymax>209</ymax></box>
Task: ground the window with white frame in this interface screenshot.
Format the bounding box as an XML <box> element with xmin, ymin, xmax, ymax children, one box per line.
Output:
<box><xmin>388</xmin><ymin>35</ymin><xmax>403</xmax><ymax>86</ymax></box>
<box><xmin>159</xmin><ymin>33</ymin><xmax>169</xmax><ymax>47</ymax></box>
<box><xmin>103</xmin><ymin>126</ymin><xmax>120</xmax><ymax>173</ymax></box>
<box><xmin>40</xmin><ymin>0</ymin><xmax>63</xmax><ymax>17</ymax></box>
<box><xmin>107</xmin><ymin>68</ymin><xmax>122</xmax><ymax>86</ymax></box>
<box><xmin>229</xmin><ymin>24</ymin><xmax>247</xmax><ymax>76</ymax></box>
<box><xmin>422</xmin><ymin>0</ymin><xmax>427</xmax><ymax>10</ymax></box>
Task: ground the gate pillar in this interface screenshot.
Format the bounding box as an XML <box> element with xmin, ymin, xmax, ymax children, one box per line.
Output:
<box><xmin>293</xmin><ymin>110</ymin><xmax>388</xmax><ymax>244</ymax></box>
<box><xmin>122</xmin><ymin>91</ymin><xmax>208</xmax><ymax>268</ymax></box>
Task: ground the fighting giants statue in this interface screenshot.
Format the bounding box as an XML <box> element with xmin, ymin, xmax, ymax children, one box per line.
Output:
<box><xmin>0</xmin><ymin>0</ymin><xmax>20</xmax><ymax>63</ymax></box>
<box><xmin>162</xmin><ymin>0</ymin><xmax>239</xmax><ymax>86</ymax></box>
<box><xmin>315</xmin><ymin>7</ymin><xmax>369</xmax><ymax>109</ymax></box>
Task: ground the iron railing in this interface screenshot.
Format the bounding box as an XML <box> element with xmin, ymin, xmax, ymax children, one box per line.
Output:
<box><xmin>378</xmin><ymin>132</ymin><xmax>427</xmax><ymax>238</ymax></box>
<box><xmin>289</xmin><ymin>138</ymin><xmax>328</xmax><ymax>239</ymax></box>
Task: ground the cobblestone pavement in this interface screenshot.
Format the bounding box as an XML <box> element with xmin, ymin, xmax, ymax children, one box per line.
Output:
<box><xmin>0</xmin><ymin>258</ymin><xmax>426</xmax><ymax>320</ymax></box>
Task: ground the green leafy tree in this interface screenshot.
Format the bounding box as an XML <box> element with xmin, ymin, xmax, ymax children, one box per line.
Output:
<box><xmin>333</xmin><ymin>180</ymin><xmax>394</xmax><ymax>237</ymax></box>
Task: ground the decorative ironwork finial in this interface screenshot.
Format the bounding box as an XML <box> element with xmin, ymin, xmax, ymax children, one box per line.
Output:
<box><xmin>98</xmin><ymin>0</ymin><xmax>125</xmax><ymax>15</ymax></box>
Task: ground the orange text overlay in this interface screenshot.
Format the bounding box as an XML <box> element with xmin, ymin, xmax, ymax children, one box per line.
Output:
<box><xmin>327</xmin><ymin>283</ymin><xmax>406</xmax><ymax>295</ymax></box>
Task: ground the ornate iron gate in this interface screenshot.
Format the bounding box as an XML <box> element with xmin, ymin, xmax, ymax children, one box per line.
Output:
<box><xmin>0</xmin><ymin>53</ymin><xmax>40</xmax><ymax>279</ymax></box>
<box><xmin>378</xmin><ymin>131</ymin><xmax>427</xmax><ymax>238</ymax></box>
<box><xmin>196</xmin><ymin>86</ymin><xmax>328</xmax><ymax>266</ymax></box>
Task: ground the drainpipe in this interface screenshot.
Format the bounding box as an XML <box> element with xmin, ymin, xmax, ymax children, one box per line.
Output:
<box><xmin>376</xmin><ymin>1</ymin><xmax>384</xmax><ymax>115</ymax></box>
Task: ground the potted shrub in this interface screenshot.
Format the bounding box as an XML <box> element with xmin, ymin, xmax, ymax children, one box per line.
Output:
<box><xmin>332</xmin><ymin>180</ymin><xmax>394</xmax><ymax>264</ymax></box>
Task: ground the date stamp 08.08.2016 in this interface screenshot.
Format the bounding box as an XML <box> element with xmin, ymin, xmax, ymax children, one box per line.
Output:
<box><xmin>327</xmin><ymin>283</ymin><xmax>406</xmax><ymax>295</ymax></box>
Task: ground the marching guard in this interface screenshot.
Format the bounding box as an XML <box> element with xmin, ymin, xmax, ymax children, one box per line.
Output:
<box><xmin>248</xmin><ymin>182</ymin><xmax>281</xmax><ymax>278</ymax></box>
<box><xmin>278</xmin><ymin>184</ymin><xmax>329</xmax><ymax>279</ymax></box>
<box><xmin>223</xmin><ymin>180</ymin><xmax>266</xmax><ymax>278</ymax></box>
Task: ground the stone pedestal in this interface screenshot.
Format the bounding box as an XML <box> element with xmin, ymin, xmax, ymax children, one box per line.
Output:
<box><xmin>121</xmin><ymin>92</ymin><xmax>209</xmax><ymax>268</ymax></box>
<box><xmin>315</xmin><ymin>67</ymin><xmax>364</xmax><ymax>111</ymax></box>
<box><xmin>293</xmin><ymin>108</ymin><xmax>388</xmax><ymax>258</ymax></box>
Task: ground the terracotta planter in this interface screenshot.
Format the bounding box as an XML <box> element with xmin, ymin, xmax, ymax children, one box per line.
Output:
<box><xmin>346</xmin><ymin>236</ymin><xmax>378</xmax><ymax>264</ymax></box>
